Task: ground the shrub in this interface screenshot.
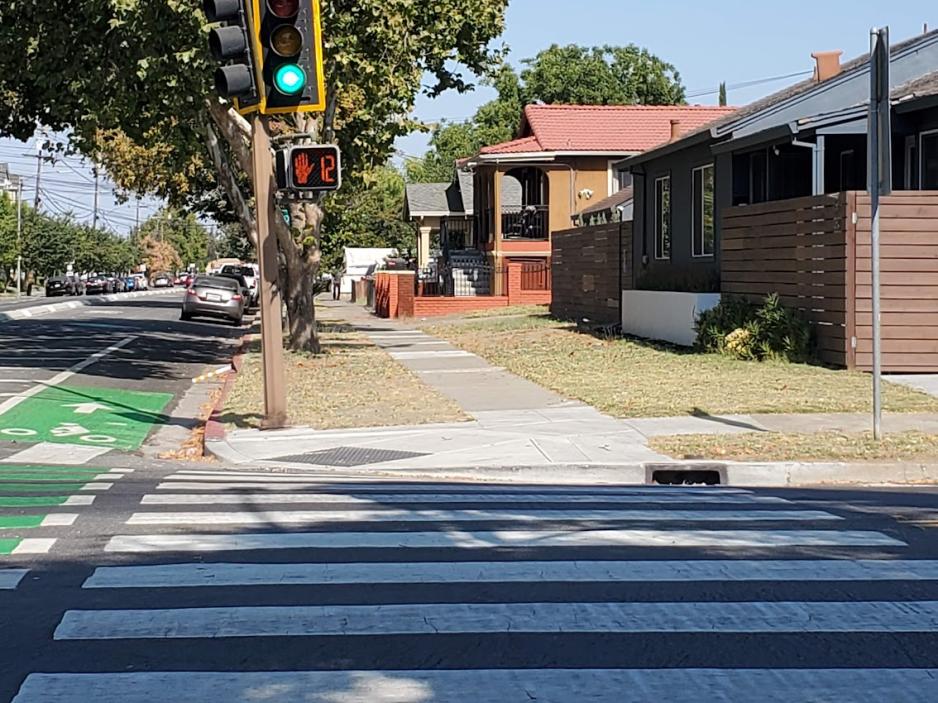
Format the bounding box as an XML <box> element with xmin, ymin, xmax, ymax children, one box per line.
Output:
<box><xmin>696</xmin><ymin>294</ymin><xmax>813</xmax><ymax>363</ymax></box>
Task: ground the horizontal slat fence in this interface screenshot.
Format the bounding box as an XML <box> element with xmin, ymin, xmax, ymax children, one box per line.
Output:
<box><xmin>852</xmin><ymin>191</ymin><xmax>938</xmax><ymax>372</ymax></box>
<box><xmin>721</xmin><ymin>193</ymin><xmax>851</xmax><ymax>367</ymax></box>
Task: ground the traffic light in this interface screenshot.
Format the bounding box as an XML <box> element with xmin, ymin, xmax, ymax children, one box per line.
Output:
<box><xmin>204</xmin><ymin>0</ymin><xmax>260</xmax><ymax>115</ymax></box>
<box><xmin>276</xmin><ymin>145</ymin><xmax>341</xmax><ymax>192</ymax></box>
<box><xmin>253</xmin><ymin>0</ymin><xmax>326</xmax><ymax>115</ymax></box>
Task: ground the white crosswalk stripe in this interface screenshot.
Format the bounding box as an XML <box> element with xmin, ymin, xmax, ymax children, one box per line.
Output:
<box><xmin>0</xmin><ymin>568</ymin><xmax>28</xmax><ymax>590</ymax></box>
<box><xmin>13</xmin><ymin>669</ymin><xmax>938</xmax><ymax>703</ymax></box>
<box><xmin>18</xmin><ymin>469</ymin><xmax>938</xmax><ymax>702</ymax></box>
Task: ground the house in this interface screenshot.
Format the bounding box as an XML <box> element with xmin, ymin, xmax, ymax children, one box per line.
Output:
<box><xmin>404</xmin><ymin>168</ymin><xmax>519</xmax><ymax>269</ymax></box>
<box><xmin>618</xmin><ymin>28</ymin><xmax>938</xmax><ymax>369</ymax></box>
<box><xmin>464</xmin><ymin>104</ymin><xmax>735</xmax><ymax>273</ymax></box>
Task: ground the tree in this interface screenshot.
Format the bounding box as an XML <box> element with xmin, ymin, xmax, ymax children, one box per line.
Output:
<box><xmin>0</xmin><ymin>0</ymin><xmax>508</xmax><ymax>352</ymax></box>
<box><xmin>137</xmin><ymin>234</ymin><xmax>182</xmax><ymax>276</ymax></box>
<box><xmin>407</xmin><ymin>44</ymin><xmax>685</xmax><ymax>183</ymax></box>
<box><xmin>216</xmin><ymin>222</ymin><xmax>254</xmax><ymax>263</ymax></box>
<box><xmin>520</xmin><ymin>44</ymin><xmax>685</xmax><ymax>106</ymax></box>
<box><xmin>321</xmin><ymin>165</ymin><xmax>415</xmax><ymax>271</ymax></box>
<box><xmin>135</xmin><ymin>209</ymin><xmax>209</xmax><ymax>270</ymax></box>
<box><xmin>719</xmin><ymin>82</ymin><xmax>728</xmax><ymax>107</ymax></box>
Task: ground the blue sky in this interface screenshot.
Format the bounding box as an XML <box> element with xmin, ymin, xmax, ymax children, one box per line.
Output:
<box><xmin>396</xmin><ymin>0</ymin><xmax>937</xmax><ymax>159</ymax></box>
<box><xmin>1</xmin><ymin>1</ymin><xmax>934</xmax><ymax>227</ymax></box>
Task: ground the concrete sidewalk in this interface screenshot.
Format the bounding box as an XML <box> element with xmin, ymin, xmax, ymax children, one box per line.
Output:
<box><xmin>205</xmin><ymin>300</ymin><xmax>938</xmax><ymax>483</ymax></box>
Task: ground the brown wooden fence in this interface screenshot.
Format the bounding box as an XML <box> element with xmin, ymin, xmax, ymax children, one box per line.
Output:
<box><xmin>853</xmin><ymin>191</ymin><xmax>938</xmax><ymax>371</ymax></box>
<box><xmin>721</xmin><ymin>191</ymin><xmax>938</xmax><ymax>372</ymax></box>
<box><xmin>722</xmin><ymin>193</ymin><xmax>851</xmax><ymax>367</ymax></box>
<box><xmin>551</xmin><ymin>222</ymin><xmax>631</xmax><ymax>324</ymax></box>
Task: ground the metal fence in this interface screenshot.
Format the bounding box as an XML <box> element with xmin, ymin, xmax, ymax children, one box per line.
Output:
<box><xmin>417</xmin><ymin>264</ymin><xmax>506</xmax><ymax>297</ymax></box>
<box><xmin>521</xmin><ymin>261</ymin><xmax>551</xmax><ymax>291</ymax></box>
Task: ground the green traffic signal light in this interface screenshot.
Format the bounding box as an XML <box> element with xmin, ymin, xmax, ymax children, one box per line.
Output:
<box><xmin>274</xmin><ymin>64</ymin><xmax>307</xmax><ymax>95</ymax></box>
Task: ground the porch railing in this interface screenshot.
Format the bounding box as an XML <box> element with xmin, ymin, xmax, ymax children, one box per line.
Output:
<box><xmin>501</xmin><ymin>205</ymin><xmax>549</xmax><ymax>240</ymax></box>
<box><xmin>440</xmin><ymin>218</ymin><xmax>473</xmax><ymax>252</ymax></box>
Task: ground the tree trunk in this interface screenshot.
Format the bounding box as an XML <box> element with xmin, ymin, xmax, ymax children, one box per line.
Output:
<box><xmin>206</xmin><ymin>101</ymin><xmax>326</xmax><ymax>354</ymax></box>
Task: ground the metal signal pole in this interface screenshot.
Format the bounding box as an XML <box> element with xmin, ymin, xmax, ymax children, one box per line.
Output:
<box><xmin>869</xmin><ymin>27</ymin><xmax>892</xmax><ymax>441</ymax></box>
<box><xmin>251</xmin><ymin>114</ymin><xmax>287</xmax><ymax>428</ymax></box>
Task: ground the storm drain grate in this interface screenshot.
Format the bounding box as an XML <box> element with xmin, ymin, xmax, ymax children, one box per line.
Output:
<box><xmin>272</xmin><ymin>446</ymin><xmax>430</xmax><ymax>468</ymax></box>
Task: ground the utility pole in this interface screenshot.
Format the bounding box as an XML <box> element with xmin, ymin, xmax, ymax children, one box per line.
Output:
<box><xmin>33</xmin><ymin>139</ymin><xmax>44</xmax><ymax>210</ymax></box>
<box><xmin>15</xmin><ymin>180</ymin><xmax>23</xmax><ymax>297</ymax></box>
<box><xmin>251</xmin><ymin>115</ymin><xmax>287</xmax><ymax>428</ymax></box>
<box><xmin>135</xmin><ymin>198</ymin><xmax>141</xmax><ymax>232</ymax></box>
<box><xmin>92</xmin><ymin>164</ymin><xmax>100</xmax><ymax>230</ymax></box>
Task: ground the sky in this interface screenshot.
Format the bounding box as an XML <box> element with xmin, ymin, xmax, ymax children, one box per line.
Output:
<box><xmin>396</xmin><ymin>0</ymin><xmax>937</xmax><ymax>160</ymax></box>
<box><xmin>0</xmin><ymin>0</ymin><xmax>934</xmax><ymax>226</ymax></box>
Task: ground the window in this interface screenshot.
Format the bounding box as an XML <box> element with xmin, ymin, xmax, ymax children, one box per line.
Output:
<box><xmin>923</xmin><ymin>130</ymin><xmax>938</xmax><ymax>190</ymax></box>
<box><xmin>654</xmin><ymin>175</ymin><xmax>671</xmax><ymax>260</ymax></box>
<box><xmin>609</xmin><ymin>164</ymin><xmax>633</xmax><ymax>195</ymax></box>
<box><xmin>905</xmin><ymin>135</ymin><xmax>919</xmax><ymax>190</ymax></box>
<box><xmin>693</xmin><ymin>164</ymin><xmax>715</xmax><ymax>257</ymax></box>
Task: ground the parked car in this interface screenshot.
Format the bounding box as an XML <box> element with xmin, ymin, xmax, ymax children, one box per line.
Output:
<box><xmin>45</xmin><ymin>275</ymin><xmax>84</xmax><ymax>297</ymax></box>
<box><xmin>132</xmin><ymin>274</ymin><xmax>148</xmax><ymax>291</ymax></box>
<box><xmin>151</xmin><ymin>272</ymin><xmax>174</xmax><ymax>288</ymax></box>
<box><xmin>180</xmin><ymin>273</ymin><xmax>194</xmax><ymax>288</ymax></box>
<box><xmin>106</xmin><ymin>275</ymin><xmax>126</xmax><ymax>293</ymax></box>
<box><xmin>181</xmin><ymin>275</ymin><xmax>245</xmax><ymax>325</ymax></box>
<box><xmin>220</xmin><ymin>264</ymin><xmax>259</xmax><ymax>307</ymax></box>
<box><xmin>84</xmin><ymin>275</ymin><xmax>112</xmax><ymax>295</ymax></box>
<box><xmin>217</xmin><ymin>272</ymin><xmax>252</xmax><ymax>306</ymax></box>
<box><xmin>124</xmin><ymin>276</ymin><xmax>137</xmax><ymax>292</ymax></box>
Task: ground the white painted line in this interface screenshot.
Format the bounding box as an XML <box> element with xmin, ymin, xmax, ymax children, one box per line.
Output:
<box><xmin>64</xmin><ymin>496</ymin><xmax>96</xmax><ymax>507</ymax></box>
<box><xmin>54</xmin><ymin>600</ymin><xmax>938</xmax><ymax>640</ymax></box>
<box><xmin>81</xmin><ymin>558</ymin><xmax>938</xmax><ymax>590</ymax></box>
<box><xmin>105</xmin><ymin>528</ymin><xmax>905</xmax><ymax>554</ymax></box>
<box><xmin>0</xmin><ymin>569</ymin><xmax>28</xmax><ymax>590</ymax></box>
<box><xmin>14</xmin><ymin>669</ymin><xmax>938</xmax><ymax>703</ymax></box>
<box><xmin>0</xmin><ymin>336</ymin><xmax>136</xmax><ymax>417</ymax></box>
<box><xmin>159</xmin><ymin>480</ymin><xmax>760</xmax><ymax>493</ymax></box>
<box><xmin>0</xmin><ymin>379</ymin><xmax>42</xmax><ymax>384</ymax></box>
<box><xmin>97</xmin><ymin>473</ymin><xmax>125</xmax><ymax>481</ymax></box>
<box><xmin>126</xmin><ymin>508</ymin><xmax>840</xmax><ymax>527</ymax></box>
<box><xmin>41</xmin><ymin>514</ymin><xmax>79</xmax><ymax>527</ymax></box>
<box><xmin>80</xmin><ymin>483</ymin><xmax>113</xmax><ymax>492</ymax></box>
<box><xmin>107</xmin><ymin>469</ymin><xmax>134</xmax><ymax>474</ymax></box>
<box><xmin>1</xmin><ymin>443</ymin><xmax>111</xmax><ymax>466</ymax></box>
<box><xmin>141</xmin><ymin>492</ymin><xmax>791</xmax><ymax>506</ymax></box>
<box><xmin>13</xmin><ymin>539</ymin><xmax>56</xmax><ymax>555</ymax></box>
<box><xmin>389</xmin><ymin>350</ymin><xmax>475</xmax><ymax>360</ymax></box>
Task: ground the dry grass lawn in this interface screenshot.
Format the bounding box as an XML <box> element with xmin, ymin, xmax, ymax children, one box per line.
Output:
<box><xmin>222</xmin><ymin>322</ymin><xmax>467</xmax><ymax>430</ymax></box>
<box><xmin>651</xmin><ymin>431</ymin><xmax>938</xmax><ymax>462</ymax></box>
<box><xmin>424</xmin><ymin>313</ymin><xmax>938</xmax><ymax>418</ymax></box>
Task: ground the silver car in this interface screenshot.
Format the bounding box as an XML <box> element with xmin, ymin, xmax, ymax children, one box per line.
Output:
<box><xmin>180</xmin><ymin>275</ymin><xmax>245</xmax><ymax>325</ymax></box>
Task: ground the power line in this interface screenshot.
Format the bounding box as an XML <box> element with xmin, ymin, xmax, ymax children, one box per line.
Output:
<box><xmin>685</xmin><ymin>69</ymin><xmax>814</xmax><ymax>99</ymax></box>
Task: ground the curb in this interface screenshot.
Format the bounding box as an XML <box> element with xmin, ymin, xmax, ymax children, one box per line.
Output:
<box><xmin>204</xmin><ymin>333</ymin><xmax>252</xmax><ymax>447</ymax></box>
<box><xmin>0</xmin><ymin>288</ymin><xmax>179</xmax><ymax>324</ymax></box>
<box><xmin>197</xmin><ymin>444</ymin><xmax>938</xmax><ymax>487</ymax></box>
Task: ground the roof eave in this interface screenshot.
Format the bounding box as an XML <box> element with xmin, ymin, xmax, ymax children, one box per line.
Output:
<box><xmin>615</xmin><ymin>129</ymin><xmax>718</xmax><ymax>170</ymax></box>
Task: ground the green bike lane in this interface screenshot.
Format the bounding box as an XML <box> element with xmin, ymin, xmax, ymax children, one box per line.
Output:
<box><xmin>0</xmin><ymin>465</ymin><xmax>125</xmax><ymax>558</ymax></box>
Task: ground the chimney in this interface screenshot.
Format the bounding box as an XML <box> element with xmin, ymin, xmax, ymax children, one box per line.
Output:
<box><xmin>812</xmin><ymin>50</ymin><xmax>844</xmax><ymax>82</ymax></box>
<box><xmin>670</xmin><ymin>119</ymin><xmax>683</xmax><ymax>141</ymax></box>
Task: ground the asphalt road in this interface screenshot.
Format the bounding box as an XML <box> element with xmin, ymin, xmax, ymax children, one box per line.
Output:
<box><xmin>3</xmin><ymin>451</ymin><xmax>938</xmax><ymax>700</ymax></box>
<box><xmin>0</xmin><ymin>292</ymin><xmax>243</xmax><ymax>459</ymax></box>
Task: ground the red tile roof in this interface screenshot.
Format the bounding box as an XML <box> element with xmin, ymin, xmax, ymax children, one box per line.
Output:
<box><xmin>479</xmin><ymin>104</ymin><xmax>736</xmax><ymax>155</ymax></box>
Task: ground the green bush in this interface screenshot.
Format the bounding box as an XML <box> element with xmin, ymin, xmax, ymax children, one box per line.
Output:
<box><xmin>696</xmin><ymin>294</ymin><xmax>813</xmax><ymax>363</ymax></box>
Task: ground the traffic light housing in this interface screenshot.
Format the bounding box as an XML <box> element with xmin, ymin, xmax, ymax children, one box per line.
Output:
<box><xmin>276</xmin><ymin>145</ymin><xmax>341</xmax><ymax>193</ymax></box>
<box><xmin>204</xmin><ymin>0</ymin><xmax>261</xmax><ymax>115</ymax></box>
<box><xmin>252</xmin><ymin>0</ymin><xmax>326</xmax><ymax>115</ymax></box>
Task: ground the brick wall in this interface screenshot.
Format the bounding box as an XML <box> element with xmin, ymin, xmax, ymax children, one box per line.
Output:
<box><xmin>374</xmin><ymin>272</ymin><xmax>416</xmax><ymax>319</ymax></box>
<box><xmin>413</xmin><ymin>297</ymin><xmax>511</xmax><ymax>317</ymax></box>
<box><xmin>551</xmin><ymin>222</ymin><xmax>630</xmax><ymax>324</ymax></box>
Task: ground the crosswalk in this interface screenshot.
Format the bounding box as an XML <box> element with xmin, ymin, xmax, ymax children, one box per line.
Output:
<box><xmin>0</xmin><ymin>464</ymin><xmax>131</xmax><ymax>562</ymax></box>
<box><xmin>12</xmin><ymin>468</ymin><xmax>938</xmax><ymax>701</ymax></box>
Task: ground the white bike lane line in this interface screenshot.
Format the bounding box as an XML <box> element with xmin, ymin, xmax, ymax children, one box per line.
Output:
<box><xmin>0</xmin><ymin>337</ymin><xmax>138</xmax><ymax>418</ymax></box>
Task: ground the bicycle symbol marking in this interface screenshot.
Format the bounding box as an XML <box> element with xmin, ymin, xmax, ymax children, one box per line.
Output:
<box><xmin>1</xmin><ymin>423</ymin><xmax>116</xmax><ymax>445</ymax></box>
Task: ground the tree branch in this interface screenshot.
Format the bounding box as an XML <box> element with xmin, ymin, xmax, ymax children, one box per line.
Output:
<box><xmin>203</xmin><ymin>116</ymin><xmax>257</xmax><ymax>248</ymax></box>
